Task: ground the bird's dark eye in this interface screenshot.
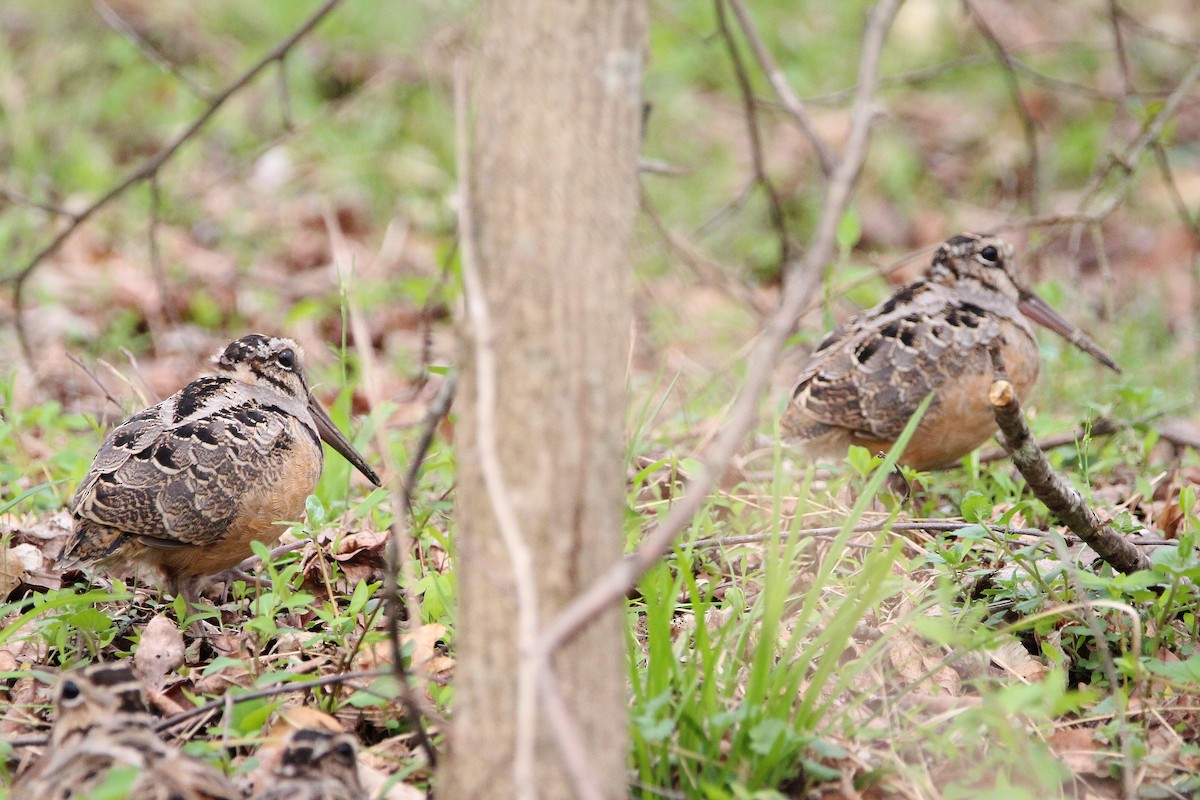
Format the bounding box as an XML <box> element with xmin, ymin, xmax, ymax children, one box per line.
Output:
<box><xmin>61</xmin><ymin>680</ymin><xmax>82</xmax><ymax>704</ymax></box>
<box><xmin>276</xmin><ymin>349</ymin><xmax>296</xmax><ymax>370</ymax></box>
<box><xmin>979</xmin><ymin>245</ymin><xmax>1000</xmax><ymax>265</ymax></box>
<box><xmin>334</xmin><ymin>741</ymin><xmax>355</xmax><ymax>759</ymax></box>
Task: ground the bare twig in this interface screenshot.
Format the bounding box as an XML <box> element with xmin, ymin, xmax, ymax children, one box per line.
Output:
<box><xmin>65</xmin><ymin>353</ymin><xmax>125</xmax><ymax>414</ymax></box>
<box><xmin>1077</xmin><ymin>57</ymin><xmax>1200</xmax><ymax>221</ymax></box>
<box><xmin>93</xmin><ymin>0</ymin><xmax>214</xmax><ymax>100</ymax></box>
<box><xmin>1151</xmin><ymin>143</ymin><xmax>1200</xmax><ymax>241</ymax></box>
<box><xmin>417</xmin><ymin>235</ymin><xmax>458</xmax><ymax>390</ymax></box>
<box><xmin>695</xmin><ymin>175</ymin><xmax>756</xmax><ymax>236</ymax></box>
<box><xmin>146</xmin><ymin>176</ymin><xmax>179</xmax><ymax>328</ymax></box>
<box><xmin>725</xmin><ymin>0</ymin><xmax>833</xmax><ymax>176</ymax></box>
<box><xmin>118</xmin><ymin>347</ymin><xmax>159</xmax><ymax>405</ymax></box>
<box><xmin>991</xmin><ymin>55</ymin><xmax>1200</xmax><ymax>239</ymax></box>
<box><xmin>6</xmin><ymin>0</ymin><xmax>344</xmax><ymax>368</ymax></box>
<box><xmin>155</xmin><ymin>668</ymin><xmax>388</xmax><ymax>735</ymax></box>
<box><xmin>990</xmin><ymin>378</ymin><xmax>1151</xmax><ymax>574</ymax></box>
<box><xmin>6</xmin><ymin>668</ymin><xmax>391</xmax><ymax>748</ymax></box>
<box><xmin>640</xmin><ymin>189</ymin><xmax>765</xmax><ymax>316</ymax></box>
<box><xmin>326</xmin><ymin>206</ymin><xmax>442</xmax><ymax>773</ymax></box>
<box><xmin>686</xmin><ymin>519</ymin><xmax>1173</xmax><ymax>551</ymax></box>
<box><xmin>964</xmin><ymin>0</ymin><xmax>1041</xmax><ymax>215</ymax></box>
<box><xmin>0</xmin><ymin>185</ymin><xmax>78</xmax><ymax>219</ymax></box>
<box><xmin>277</xmin><ymin>55</ymin><xmax>295</xmax><ymax>132</ymax></box>
<box><xmin>454</xmin><ymin>61</ymin><xmax>542</xmax><ymax>800</ymax></box>
<box><xmin>1105</xmin><ymin>0</ymin><xmax>1135</xmax><ymax>95</ymax></box>
<box><xmin>974</xmin><ymin>416</ymin><xmax>1120</xmax><ymax>464</ymax></box>
<box><xmin>379</xmin><ymin>376</ymin><xmax>454</xmax><ymax>774</ymax></box>
<box><xmin>1113</xmin><ymin>3</ymin><xmax>1200</xmax><ymax>50</ymax></box>
<box><xmin>714</xmin><ymin>0</ymin><xmax>792</xmax><ymax>268</ymax></box>
<box><xmin>536</xmin><ymin>0</ymin><xmax>904</xmax><ymax>662</ymax></box>
<box><xmin>540</xmin><ymin>670</ymin><xmax>605</xmax><ymax>800</ymax></box>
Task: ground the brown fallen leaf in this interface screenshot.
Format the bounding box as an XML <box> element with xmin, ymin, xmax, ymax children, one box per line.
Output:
<box><xmin>0</xmin><ymin>543</ymin><xmax>27</xmax><ymax>597</ymax></box>
<box><xmin>360</xmin><ymin>761</ymin><xmax>426</xmax><ymax>800</ymax></box>
<box><xmin>987</xmin><ymin>638</ymin><xmax>1049</xmax><ymax>682</ymax></box>
<box><xmin>1048</xmin><ymin>726</ymin><xmax>1108</xmax><ymax>778</ymax></box>
<box><xmin>134</xmin><ymin>614</ymin><xmax>184</xmax><ymax>690</ymax></box>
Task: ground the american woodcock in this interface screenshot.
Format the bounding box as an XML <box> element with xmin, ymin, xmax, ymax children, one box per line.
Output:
<box><xmin>257</xmin><ymin>728</ymin><xmax>366</xmax><ymax>800</ymax></box>
<box><xmin>60</xmin><ymin>334</ymin><xmax>382</xmax><ymax>601</ymax></box>
<box><xmin>11</xmin><ymin>663</ymin><xmax>240</xmax><ymax>800</ymax></box>
<box><xmin>782</xmin><ymin>233</ymin><xmax>1121</xmax><ymax>470</ymax></box>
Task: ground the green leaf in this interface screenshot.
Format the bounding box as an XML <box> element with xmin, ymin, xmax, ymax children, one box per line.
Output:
<box><xmin>348</xmin><ymin>580</ymin><xmax>372</xmax><ymax>616</ymax></box>
<box><xmin>960</xmin><ymin>491</ymin><xmax>993</xmax><ymax>524</ymax></box>
<box><xmin>748</xmin><ymin>718</ymin><xmax>788</xmax><ymax>756</ymax></box>
<box><xmin>1144</xmin><ymin>655</ymin><xmax>1200</xmax><ymax>683</ymax></box>
<box><xmin>635</xmin><ymin>714</ymin><xmax>675</xmax><ymax>743</ymax></box>
<box><xmin>305</xmin><ymin>494</ymin><xmax>326</xmax><ymax>527</ymax></box>
<box><xmin>845</xmin><ymin>445</ymin><xmax>881</xmax><ymax>478</ymax></box>
<box><xmin>86</xmin><ymin>765</ymin><xmax>140</xmax><ymax>799</ymax></box>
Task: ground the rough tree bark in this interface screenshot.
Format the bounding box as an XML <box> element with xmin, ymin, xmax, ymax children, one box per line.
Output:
<box><xmin>442</xmin><ymin>2</ymin><xmax>646</xmax><ymax>799</ymax></box>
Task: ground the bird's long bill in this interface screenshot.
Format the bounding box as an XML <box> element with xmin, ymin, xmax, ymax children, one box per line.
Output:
<box><xmin>1017</xmin><ymin>291</ymin><xmax>1122</xmax><ymax>373</ymax></box>
<box><xmin>307</xmin><ymin>395</ymin><xmax>383</xmax><ymax>486</ymax></box>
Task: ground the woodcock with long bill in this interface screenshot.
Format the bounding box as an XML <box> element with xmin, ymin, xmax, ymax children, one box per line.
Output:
<box><xmin>782</xmin><ymin>233</ymin><xmax>1121</xmax><ymax>470</ymax></box>
<box><xmin>11</xmin><ymin>662</ymin><xmax>241</xmax><ymax>800</ymax></box>
<box><xmin>60</xmin><ymin>334</ymin><xmax>382</xmax><ymax>600</ymax></box>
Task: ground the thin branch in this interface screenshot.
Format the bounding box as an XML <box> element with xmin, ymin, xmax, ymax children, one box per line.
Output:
<box><xmin>686</xmin><ymin>520</ymin><xmax>1173</xmax><ymax>552</ymax></box>
<box><xmin>277</xmin><ymin>54</ymin><xmax>295</xmax><ymax>132</ymax></box>
<box><xmin>327</xmin><ymin>205</ymin><xmax>442</xmax><ymax>773</ymax></box>
<box><xmin>0</xmin><ymin>186</ymin><xmax>78</xmax><ymax>219</ymax></box>
<box><xmin>536</xmin><ymin>0</ymin><xmax>904</xmax><ymax>662</ymax></box>
<box><xmin>379</xmin><ymin>377</ymin><xmax>454</xmax><ymax>773</ymax></box>
<box><xmin>695</xmin><ymin>175</ymin><xmax>756</xmax><ymax>236</ymax></box>
<box><xmin>417</xmin><ymin>235</ymin><xmax>458</xmax><ymax>390</ymax></box>
<box><xmin>93</xmin><ymin>0</ymin><xmax>214</xmax><ymax>101</ymax></box>
<box><xmin>1113</xmin><ymin>2</ymin><xmax>1200</xmax><ymax>51</ymax></box>
<box><xmin>1078</xmin><ymin>57</ymin><xmax>1200</xmax><ymax>218</ymax></box>
<box><xmin>5</xmin><ymin>668</ymin><xmax>391</xmax><ymax>748</ymax></box>
<box><xmin>640</xmin><ymin>188</ymin><xmax>765</xmax><ymax>316</ymax></box>
<box><xmin>990</xmin><ymin>57</ymin><xmax>1200</xmax><ymax>240</ymax></box>
<box><xmin>7</xmin><ymin>0</ymin><xmax>344</xmax><ymax>368</ymax></box>
<box><xmin>1105</xmin><ymin>0</ymin><xmax>1135</xmax><ymax>95</ymax></box>
<box><xmin>975</xmin><ymin>416</ymin><xmax>1120</xmax><ymax>464</ymax></box>
<box><xmin>146</xmin><ymin>176</ymin><xmax>179</xmax><ymax>328</ymax></box>
<box><xmin>724</xmin><ymin>0</ymin><xmax>833</xmax><ymax>176</ymax></box>
<box><xmin>714</xmin><ymin>0</ymin><xmax>792</xmax><ymax>268</ymax></box>
<box><xmin>65</xmin><ymin>353</ymin><xmax>125</xmax><ymax>414</ymax></box>
<box><xmin>1151</xmin><ymin>143</ymin><xmax>1200</xmax><ymax>241</ymax></box>
<box><xmin>540</xmin><ymin>670</ymin><xmax>605</xmax><ymax>800</ymax></box>
<box><xmin>155</xmin><ymin>668</ymin><xmax>388</xmax><ymax>735</ymax></box>
<box><xmin>454</xmin><ymin>61</ymin><xmax>541</xmax><ymax>800</ymax></box>
<box><xmin>964</xmin><ymin>0</ymin><xmax>1041</xmax><ymax>215</ymax></box>
<box><xmin>798</xmin><ymin>39</ymin><xmax>1173</xmax><ymax>109</ymax></box>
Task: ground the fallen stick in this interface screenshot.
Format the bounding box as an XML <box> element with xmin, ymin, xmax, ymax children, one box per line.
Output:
<box><xmin>989</xmin><ymin>378</ymin><xmax>1151</xmax><ymax>575</ymax></box>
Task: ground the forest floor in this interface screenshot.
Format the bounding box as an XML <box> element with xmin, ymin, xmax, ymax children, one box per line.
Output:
<box><xmin>3</xmin><ymin>1</ymin><xmax>1200</xmax><ymax>798</ymax></box>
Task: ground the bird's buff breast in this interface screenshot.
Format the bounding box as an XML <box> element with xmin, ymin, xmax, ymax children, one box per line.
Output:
<box><xmin>890</xmin><ymin>325</ymin><xmax>1040</xmax><ymax>470</ymax></box>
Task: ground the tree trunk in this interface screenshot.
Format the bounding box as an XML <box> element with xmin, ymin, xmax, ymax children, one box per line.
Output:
<box><xmin>442</xmin><ymin>2</ymin><xmax>646</xmax><ymax>799</ymax></box>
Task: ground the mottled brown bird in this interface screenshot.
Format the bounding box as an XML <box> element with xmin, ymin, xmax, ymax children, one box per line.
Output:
<box><xmin>60</xmin><ymin>334</ymin><xmax>381</xmax><ymax>600</ymax></box>
<box><xmin>11</xmin><ymin>663</ymin><xmax>241</xmax><ymax>800</ymax></box>
<box><xmin>256</xmin><ymin>728</ymin><xmax>365</xmax><ymax>800</ymax></box>
<box><xmin>783</xmin><ymin>233</ymin><xmax>1120</xmax><ymax>470</ymax></box>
